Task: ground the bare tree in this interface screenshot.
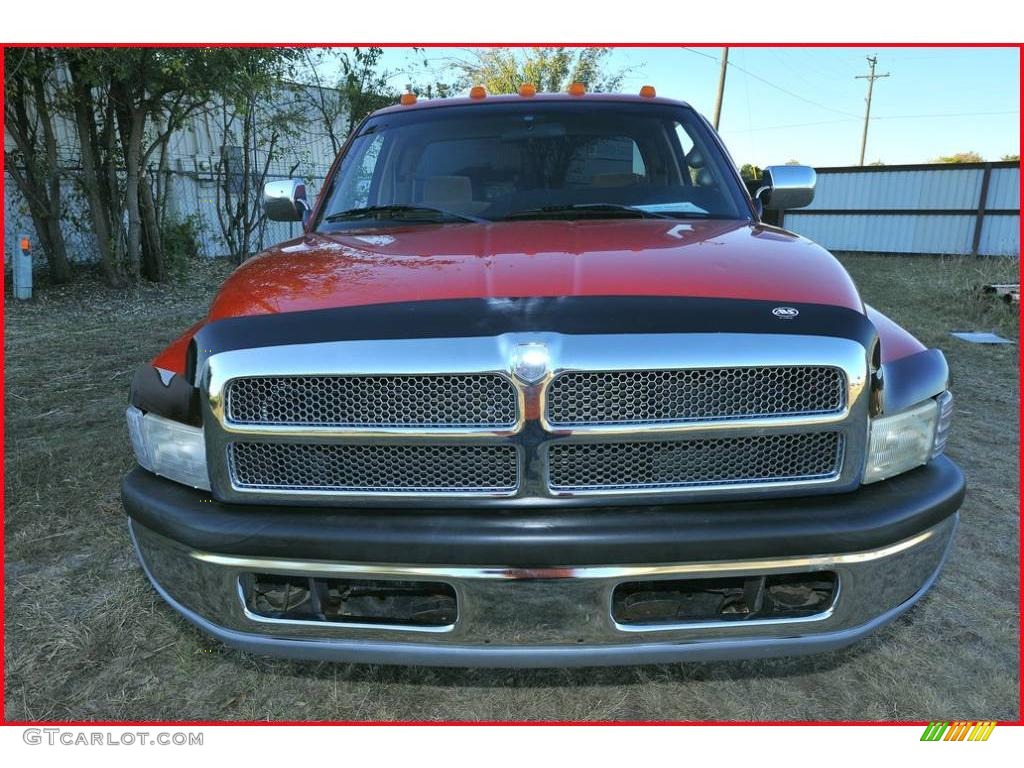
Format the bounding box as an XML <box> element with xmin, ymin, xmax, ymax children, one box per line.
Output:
<box><xmin>215</xmin><ymin>64</ymin><xmax>303</xmax><ymax>263</ymax></box>
<box><xmin>295</xmin><ymin>47</ymin><xmax>397</xmax><ymax>153</ymax></box>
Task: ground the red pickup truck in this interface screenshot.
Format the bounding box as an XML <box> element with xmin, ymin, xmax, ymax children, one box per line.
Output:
<box><xmin>122</xmin><ymin>88</ymin><xmax>963</xmax><ymax>666</ymax></box>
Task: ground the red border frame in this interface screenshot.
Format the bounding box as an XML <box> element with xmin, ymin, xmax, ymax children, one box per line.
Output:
<box><xmin>0</xmin><ymin>41</ymin><xmax>1021</xmax><ymax>728</ymax></box>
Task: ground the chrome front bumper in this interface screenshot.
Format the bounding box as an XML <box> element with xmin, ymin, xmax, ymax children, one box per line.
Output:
<box><xmin>130</xmin><ymin>513</ymin><xmax>957</xmax><ymax>667</ymax></box>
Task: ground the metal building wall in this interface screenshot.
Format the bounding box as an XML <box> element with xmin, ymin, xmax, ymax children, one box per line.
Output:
<box><xmin>783</xmin><ymin>162</ymin><xmax>1019</xmax><ymax>257</ymax></box>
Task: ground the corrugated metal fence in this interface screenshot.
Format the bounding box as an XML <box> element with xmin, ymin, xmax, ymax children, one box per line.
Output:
<box><xmin>783</xmin><ymin>162</ymin><xmax>1019</xmax><ymax>257</ymax></box>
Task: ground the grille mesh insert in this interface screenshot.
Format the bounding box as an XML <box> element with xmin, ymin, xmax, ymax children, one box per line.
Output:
<box><xmin>230</xmin><ymin>442</ymin><xmax>519</xmax><ymax>493</ymax></box>
<box><xmin>546</xmin><ymin>367</ymin><xmax>845</xmax><ymax>425</ymax></box>
<box><xmin>548</xmin><ymin>433</ymin><xmax>843</xmax><ymax>491</ymax></box>
<box><xmin>226</xmin><ymin>374</ymin><xmax>517</xmax><ymax>428</ymax></box>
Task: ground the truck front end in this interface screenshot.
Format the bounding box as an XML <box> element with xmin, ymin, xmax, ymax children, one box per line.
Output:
<box><xmin>122</xmin><ymin>90</ymin><xmax>963</xmax><ymax>666</ymax></box>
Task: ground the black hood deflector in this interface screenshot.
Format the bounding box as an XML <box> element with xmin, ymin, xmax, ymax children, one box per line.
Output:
<box><xmin>190</xmin><ymin>295</ymin><xmax>878</xmax><ymax>382</ymax></box>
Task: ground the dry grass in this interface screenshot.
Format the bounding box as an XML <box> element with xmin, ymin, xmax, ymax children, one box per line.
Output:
<box><xmin>3</xmin><ymin>252</ymin><xmax>1020</xmax><ymax>722</ymax></box>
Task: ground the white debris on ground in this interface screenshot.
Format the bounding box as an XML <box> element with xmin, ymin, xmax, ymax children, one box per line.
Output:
<box><xmin>950</xmin><ymin>331</ymin><xmax>1015</xmax><ymax>344</ymax></box>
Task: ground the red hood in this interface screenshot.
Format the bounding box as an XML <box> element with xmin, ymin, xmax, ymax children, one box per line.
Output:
<box><xmin>154</xmin><ymin>220</ymin><xmax>891</xmax><ymax>374</ymax></box>
<box><xmin>206</xmin><ymin>219</ymin><xmax>864</xmax><ymax>321</ymax></box>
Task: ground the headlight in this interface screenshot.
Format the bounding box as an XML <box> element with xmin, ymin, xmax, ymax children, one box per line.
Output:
<box><xmin>126</xmin><ymin>406</ymin><xmax>210</xmax><ymax>490</ymax></box>
<box><xmin>863</xmin><ymin>397</ymin><xmax>944</xmax><ymax>484</ymax></box>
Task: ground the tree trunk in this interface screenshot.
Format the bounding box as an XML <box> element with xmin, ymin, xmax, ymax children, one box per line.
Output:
<box><xmin>239</xmin><ymin>107</ymin><xmax>254</xmax><ymax>261</ymax></box>
<box><xmin>155</xmin><ymin>133</ymin><xmax>172</xmax><ymax>231</ymax></box>
<box><xmin>67</xmin><ymin>60</ymin><xmax>125</xmax><ymax>287</ymax></box>
<box><xmin>31</xmin><ymin>65</ymin><xmax>73</xmax><ymax>283</ymax></box>
<box><xmin>102</xmin><ymin>104</ymin><xmax>128</xmax><ymax>279</ymax></box>
<box><xmin>122</xmin><ymin>106</ymin><xmax>146</xmax><ymax>278</ymax></box>
<box><xmin>42</xmin><ymin>215</ymin><xmax>71</xmax><ymax>281</ymax></box>
<box><xmin>139</xmin><ymin>173</ymin><xmax>165</xmax><ymax>281</ymax></box>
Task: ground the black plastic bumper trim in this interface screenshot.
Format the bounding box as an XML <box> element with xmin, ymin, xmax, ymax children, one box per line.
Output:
<box><xmin>121</xmin><ymin>456</ymin><xmax>964</xmax><ymax>567</ymax></box>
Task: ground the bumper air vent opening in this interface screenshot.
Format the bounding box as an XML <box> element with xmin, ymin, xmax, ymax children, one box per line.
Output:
<box><xmin>244</xmin><ymin>573</ymin><xmax>458</xmax><ymax>628</ymax></box>
<box><xmin>612</xmin><ymin>571</ymin><xmax>838</xmax><ymax>626</ymax></box>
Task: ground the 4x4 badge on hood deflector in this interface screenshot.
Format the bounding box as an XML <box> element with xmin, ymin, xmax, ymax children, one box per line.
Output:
<box><xmin>772</xmin><ymin>306</ymin><xmax>800</xmax><ymax>319</ymax></box>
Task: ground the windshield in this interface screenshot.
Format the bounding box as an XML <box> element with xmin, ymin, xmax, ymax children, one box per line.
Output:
<box><xmin>315</xmin><ymin>101</ymin><xmax>751</xmax><ymax>230</ymax></box>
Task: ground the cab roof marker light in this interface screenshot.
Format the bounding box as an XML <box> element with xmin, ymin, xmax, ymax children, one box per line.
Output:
<box><xmin>469</xmin><ymin>85</ymin><xmax>487</xmax><ymax>100</ymax></box>
<box><xmin>399</xmin><ymin>92</ymin><xmax>417</xmax><ymax>106</ymax></box>
<box><xmin>640</xmin><ymin>85</ymin><xmax>657</xmax><ymax>98</ymax></box>
<box><xmin>518</xmin><ymin>83</ymin><xmax>537</xmax><ymax>98</ymax></box>
<box><xmin>568</xmin><ymin>82</ymin><xmax>586</xmax><ymax>96</ymax></box>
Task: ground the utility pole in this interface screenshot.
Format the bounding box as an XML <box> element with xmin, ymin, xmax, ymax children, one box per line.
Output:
<box><xmin>712</xmin><ymin>47</ymin><xmax>729</xmax><ymax>130</ymax></box>
<box><xmin>856</xmin><ymin>55</ymin><xmax>889</xmax><ymax>165</ymax></box>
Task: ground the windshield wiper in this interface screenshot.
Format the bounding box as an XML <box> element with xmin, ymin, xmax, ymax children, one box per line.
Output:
<box><xmin>504</xmin><ymin>203</ymin><xmax>676</xmax><ymax>221</ymax></box>
<box><xmin>324</xmin><ymin>205</ymin><xmax>488</xmax><ymax>225</ymax></box>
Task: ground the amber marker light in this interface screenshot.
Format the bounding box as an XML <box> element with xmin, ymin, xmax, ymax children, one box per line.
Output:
<box><xmin>399</xmin><ymin>92</ymin><xmax>417</xmax><ymax>106</ymax></box>
<box><xmin>639</xmin><ymin>85</ymin><xmax>657</xmax><ymax>98</ymax></box>
<box><xmin>469</xmin><ymin>85</ymin><xmax>487</xmax><ymax>100</ymax></box>
<box><xmin>568</xmin><ymin>82</ymin><xmax>586</xmax><ymax>96</ymax></box>
<box><xmin>518</xmin><ymin>83</ymin><xmax>537</xmax><ymax>97</ymax></box>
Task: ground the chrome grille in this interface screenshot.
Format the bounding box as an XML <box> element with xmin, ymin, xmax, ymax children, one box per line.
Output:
<box><xmin>548</xmin><ymin>433</ymin><xmax>843</xmax><ymax>491</ymax></box>
<box><xmin>546</xmin><ymin>366</ymin><xmax>845</xmax><ymax>425</ymax></box>
<box><xmin>226</xmin><ymin>374</ymin><xmax>518</xmax><ymax>428</ymax></box>
<box><xmin>206</xmin><ymin>333</ymin><xmax>868</xmax><ymax>505</ymax></box>
<box><xmin>229</xmin><ymin>442</ymin><xmax>519</xmax><ymax>493</ymax></box>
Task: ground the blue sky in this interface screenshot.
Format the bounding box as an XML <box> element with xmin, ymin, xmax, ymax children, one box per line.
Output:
<box><xmin>374</xmin><ymin>46</ymin><xmax>1020</xmax><ymax>167</ymax></box>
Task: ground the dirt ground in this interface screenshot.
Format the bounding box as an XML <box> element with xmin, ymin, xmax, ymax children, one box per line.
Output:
<box><xmin>3</xmin><ymin>252</ymin><xmax>1019</xmax><ymax>721</ymax></box>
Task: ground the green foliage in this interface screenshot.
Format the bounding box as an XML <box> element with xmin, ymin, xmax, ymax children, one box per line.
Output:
<box><xmin>160</xmin><ymin>214</ymin><xmax>203</xmax><ymax>279</ymax></box>
<box><xmin>1001</xmin><ymin>153</ymin><xmax>1020</xmax><ymax>162</ymax></box>
<box><xmin>739</xmin><ymin>164</ymin><xmax>762</xmax><ymax>180</ymax></box>
<box><xmin>449</xmin><ymin>47</ymin><xmax>625</xmax><ymax>94</ymax></box>
<box><xmin>338</xmin><ymin>47</ymin><xmax>397</xmax><ymax>130</ymax></box>
<box><xmin>418</xmin><ymin>81</ymin><xmax>458</xmax><ymax>99</ymax></box>
<box><xmin>185</xmin><ymin>48</ymin><xmax>302</xmax><ymax>113</ymax></box>
<box><xmin>935</xmin><ymin>151</ymin><xmax>984</xmax><ymax>163</ymax></box>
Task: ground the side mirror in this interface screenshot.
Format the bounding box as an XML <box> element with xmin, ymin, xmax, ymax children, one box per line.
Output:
<box><xmin>263</xmin><ymin>179</ymin><xmax>310</xmax><ymax>222</ymax></box>
<box><xmin>754</xmin><ymin>165</ymin><xmax>816</xmax><ymax>211</ymax></box>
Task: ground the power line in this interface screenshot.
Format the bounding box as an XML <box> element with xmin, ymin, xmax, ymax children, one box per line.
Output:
<box><xmin>682</xmin><ymin>47</ymin><xmax>862</xmax><ymax>120</ymax></box>
<box><xmin>730</xmin><ymin>58</ymin><xmax>862</xmax><ymax>119</ymax></box>
<box><xmin>680</xmin><ymin>46</ymin><xmax>719</xmax><ymax>63</ymax></box>
<box><xmin>730</xmin><ymin>118</ymin><xmax>857</xmax><ymax>133</ymax></box>
<box><xmin>726</xmin><ymin>109</ymin><xmax>1019</xmax><ymax>134</ymax></box>
<box><xmin>873</xmin><ymin>109</ymin><xmax>1019</xmax><ymax>120</ymax></box>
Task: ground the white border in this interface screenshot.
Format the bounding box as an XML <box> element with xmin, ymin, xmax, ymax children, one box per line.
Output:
<box><xmin>1</xmin><ymin>725</ymin><xmax>1020</xmax><ymax>765</ymax></box>
<box><xmin>1</xmin><ymin>1</ymin><xmax>1022</xmax><ymax>43</ymax></box>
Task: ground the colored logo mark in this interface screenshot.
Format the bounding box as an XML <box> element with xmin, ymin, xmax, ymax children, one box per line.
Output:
<box><xmin>920</xmin><ymin>721</ymin><xmax>997</xmax><ymax>741</ymax></box>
